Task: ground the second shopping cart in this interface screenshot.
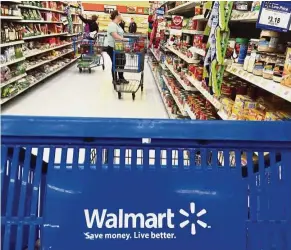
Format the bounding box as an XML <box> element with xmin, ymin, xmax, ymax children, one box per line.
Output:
<box><xmin>113</xmin><ymin>38</ymin><xmax>146</xmax><ymax>100</ymax></box>
<box><xmin>76</xmin><ymin>34</ymin><xmax>106</xmax><ymax>73</ymax></box>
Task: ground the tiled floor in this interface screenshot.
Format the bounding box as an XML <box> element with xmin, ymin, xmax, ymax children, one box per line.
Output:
<box><xmin>2</xmin><ymin>53</ymin><xmax>168</xmax><ymax>119</ymax></box>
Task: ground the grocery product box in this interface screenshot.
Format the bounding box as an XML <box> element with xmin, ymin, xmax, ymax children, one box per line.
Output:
<box><xmin>281</xmin><ymin>47</ymin><xmax>291</xmax><ymax>88</ymax></box>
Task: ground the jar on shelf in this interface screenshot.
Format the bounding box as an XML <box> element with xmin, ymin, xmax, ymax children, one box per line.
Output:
<box><xmin>263</xmin><ymin>54</ymin><xmax>277</xmax><ymax>80</ymax></box>
<box><xmin>273</xmin><ymin>55</ymin><xmax>285</xmax><ymax>83</ymax></box>
<box><xmin>253</xmin><ymin>53</ymin><xmax>265</xmax><ymax>76</ymax></box>
<box><xmin>258</xmin><ymin>30</ymin><xmax>280</xmax><ymax>53</ymax></box>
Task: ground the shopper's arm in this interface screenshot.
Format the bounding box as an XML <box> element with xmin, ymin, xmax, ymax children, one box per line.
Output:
<box><xmin>111</xmin><ymin>32</ymin><xmax>128</xmax><ymax>41</ymax></box>
<box><xmin>78</xmin><ymin>14</ymin><xmax>89</xmax><ymax>24</ymax></box>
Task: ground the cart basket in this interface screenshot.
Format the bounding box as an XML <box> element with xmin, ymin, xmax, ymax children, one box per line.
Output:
<box><xmin>1</xmin><ymin>116</ymin><xmax>291</xmax><ymax>250</ymax></box>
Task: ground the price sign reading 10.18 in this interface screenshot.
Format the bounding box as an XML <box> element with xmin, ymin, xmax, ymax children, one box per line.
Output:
<box><xmin>257</xmin><ymin>1</ymin><xmax>291</xmax><ymax>32</ymax></box>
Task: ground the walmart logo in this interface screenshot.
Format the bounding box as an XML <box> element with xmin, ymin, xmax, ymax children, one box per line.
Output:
<box><xmin>179</xmin><ymin>202</ymin><xmax>210</xmax><ymax>235</ymax></box>
<box><xmin>84</xmin><ymin>202</ymin><xmax>210</xmax><ymax>236</ymax></box>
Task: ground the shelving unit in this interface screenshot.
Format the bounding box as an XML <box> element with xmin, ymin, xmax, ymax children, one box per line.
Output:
<box><xmin>1</xmin><ymin>57</ymin><xmax>26</xmax><ymax>67</ymax></box>
<box><xmin>151</xmin><ymin>1</ymin><xmax>291</xmax><ymax>122</ymax></box>
<box><xmin>162</xmin><ymin>75</ymin><xmax>188</xmax><ymax>116</ymax></box>
<box><xmin>1</xmin><ymin>1</ymin><xmax>80</xmax><ymax>105</ymax></box>
<box><xmin>147</xmin><ymin>61</ymin><xmax>176</xmax><ymax>119</ymax></box>
<box><xmin>1</xmin><ymin>58</ymin><xmax>79</xmax><ymax>105</ymax></box>
<box><xmin>23</xmin><ymin>33</ymin><xmax>68</xmax><ymax>40</ymax></box>
<box><xmin>0</xmin><ymin>15</ymin><xmax>23</xmax><ymax>20</ymax></box>
<box><xmin>167</xmin><ymin>1</ymin><xmax>201</xmax><ymax>14</ymax></box>
<box><xmin>166</xmin><ymin>45</ymin><xmax>200</xmax><ymax>64</ymax></box>
<box><xmin>24</xmin><ymin>42</ymin><xmax>73</xmax><ymax>58</ymax></box>
<box><xmin>1</xmin><ymin>73</ymin><xmax>27</xmax><ymax>88</ymax></box>
<box><xmin>26</xmin><ymin>49</ymin><xmax>74</xmax><ymax>71</ymax></box>
<box><xmin>164</xmin><ymin>62</ymin><xmax>196</xmax><ymax>91</ymax></box>
<box><xmin>0</xmin><ymin>40</ymin><xmax>24</xmax><ymax>48</ymax></box>
<box><xmin>19</xmin><ymin>4</ymin><xmax>65</xmax><ymax>14</ymax></box>
<box><xmin>226</xmin><ymin>64</ymin><xmax>291</xmax><ymax>103</ymax></box>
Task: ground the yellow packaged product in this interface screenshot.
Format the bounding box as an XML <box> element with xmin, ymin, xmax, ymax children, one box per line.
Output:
<box><xmin>220</xmin><ymin>97</ymin><xmax>234</xmax><ymax>115</ymax></box>
<box><xmin>249</xmin><ymin>109</ymin><xmax>265</xmax><ymax>121</ymax></box>
<box><xmin>281</xmin><ymin>47</ymin><xmax>291</xmax><ymax>88</ymax></box>
<box><xmin>265</xmin><ymin>112</ymin><xmax>281</xmax><ymax>121</ymax></box>
<box><xmin>229</xmin><ymin>113</ymin><xmax>239</xmax><ymax>120</ymax></box>
<box><xmin>244</xmin><ymin>100</ymin><xmax>257</xmax><ymax>109</ymax></box>
<box><xmin>277</xmin><ymin>111</ymin><xmax>291</xmax><ymax>121</ymax></box>
<box><xmin>234</xmin><ymin>95</ymin><xmax>252</xmax><ymax>109</ymax></box>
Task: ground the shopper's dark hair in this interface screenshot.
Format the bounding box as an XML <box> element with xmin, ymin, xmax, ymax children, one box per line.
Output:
<box><xmin>110</xmin><ymin>10</ymin><xmax>119</xmax><ymax>20</ymax></box>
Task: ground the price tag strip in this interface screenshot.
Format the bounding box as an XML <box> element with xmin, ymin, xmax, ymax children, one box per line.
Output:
<box><xmin>257</xmin><ymin>1</ymin><xmax>291</xmax><ymax>32</ymax></box>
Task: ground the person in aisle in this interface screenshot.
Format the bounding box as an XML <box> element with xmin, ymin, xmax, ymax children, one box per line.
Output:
<box><xmin>129</xmin><ymin>18</ymin><xmax>137</xmax><ymax>33</ymax></box>
<box><xmin>107</xmin><ymin>10</ymin><xmax>129</xmax><ymax>84</ymax></box>
<box><xmin>78</xmin><ymin>14</ymin><xmax>99</xmax><ymax>39</ymax></box>
<box><xmin>120</xmin><ymin>19</ymin><xmax>125</xmax><ymax>32</ymax></box>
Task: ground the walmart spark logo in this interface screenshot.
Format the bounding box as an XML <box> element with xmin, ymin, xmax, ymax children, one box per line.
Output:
<box><xmin>179</xmin><ymin>202</ymin><xmax>211</xmax><ymax>235</ymax></box>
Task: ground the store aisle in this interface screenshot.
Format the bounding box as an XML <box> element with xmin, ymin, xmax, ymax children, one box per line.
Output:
<box><xmin>2</xmin><ymin>53</ymin><xmax>168</xmax><ymax>119</ymax></box>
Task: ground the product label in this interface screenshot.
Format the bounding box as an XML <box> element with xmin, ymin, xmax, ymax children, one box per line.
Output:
<box><xmin>257</xmin><ymin>1</ymin><xmax>291</xmax><ymax>32</ymax></box>
<box><xmin>171</xmin><ymin>15</ymin><xmax>183</xmax><ymax>30</ymax></box>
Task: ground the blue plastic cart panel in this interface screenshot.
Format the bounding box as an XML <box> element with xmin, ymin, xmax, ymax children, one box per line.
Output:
<box><xmin>1</xmin><ymin>116</ymin><xmax>291</xmax><ymax>250</ymax></box>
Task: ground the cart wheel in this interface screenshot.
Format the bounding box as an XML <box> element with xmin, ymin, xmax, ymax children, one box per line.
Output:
<box><xmin>102</xmin><ymin>64</ymin><xmax>105</xmax><ymax>70</ymax></box>
<box><xmin>88</xmin><ymin>68</ymin><xmax>91</xmax><ymax>73</ymax></box>
<box><xmin>132</xmin><ymin>93</ymin><xmax>135</xmax><ymax>101</ymax></box>
<box><xmin>79</xmin><ymin>68</ymin><xmax>82</xmax><ymax>73</ymax></box>
<box><xmin>118</xmin><ymin>92</ymin><xmax>122</xmax><ymax>99</ymax></box>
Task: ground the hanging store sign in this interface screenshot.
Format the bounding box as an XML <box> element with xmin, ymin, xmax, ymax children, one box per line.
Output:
<box><xmin>127</xmin><ymin>6</ymin><xmax>137</xmax><ymax>13</ymax></box>
<box><xmin>104</xmin><ymin>5</ymin><xmax>116</xmax><ymax>13</ymax></box>
<box><xmin>171</xmin><ymin>15</ymin><xmax>183</xmax><ymax>30</ymax></box>
<box><xmin>257</xmin><ymin>1</ymin><xmax>291</xmax><ymax>32</ymax></box>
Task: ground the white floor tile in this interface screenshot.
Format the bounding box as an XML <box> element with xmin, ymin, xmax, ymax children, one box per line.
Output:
<box><xmin>2</xmin><ymin>53</ymin><xmax>168</xmax><ymax>119</ymax></box>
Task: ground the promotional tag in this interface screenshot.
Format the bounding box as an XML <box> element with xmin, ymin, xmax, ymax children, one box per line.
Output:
<box><xmin>257</xmin><ymin>1</ymin><xmax>291</xmax><ymax>32</ymax></box>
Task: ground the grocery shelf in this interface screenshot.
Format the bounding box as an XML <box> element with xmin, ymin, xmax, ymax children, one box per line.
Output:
<box><xmin>188</xmin><ymin>46</ymin><xmax>206</xmax><ymax>57</ymax></box>
<box><xmin>25</xmin><ymin>42</ymin><xmax>73</xmax><ymax>58</ymax></box>
<box><xmin>1</xmin><ymin>57</ymin><xmax>26</xmax><ymax>67</ymax></box>
<box><xmin>148</xmin><ymin>61</ymin><xmax>175</xmax><ymax>119</ymax></box>
<box><xmin>150</xmin><ymin>48</ymin><xmax>160</xmax><ymax>61</ymax></box>
<box><xmin>63</xmin><ymin>33</ymin><xmax>81</xmax><ymax>37</ymax></box>
<box><xmin>16</xmin><ymin>19</ymin><xmax>63</xmax><ymax>23</ymax></box>
<box><xmin>19</xmin><ymin>5</ymin><xmax>65</xmax><ymax>14</ymax></box>
<box><xmin>23</xmin><ymin>32</ymin><xmax>68</xmax><ymax>40</ymax></box>
<box><xmin>186</xmin><ymin>76</ymin><xmax>221</xmax><ymax>110</ymax></box>
<box><xmin>167</xmin><ymin>1</ymin><xmax>201</xmax><ymax>14</ymax></box>
<box><xmin>217</xmin><ymin>110</ymin><xmax>229</xmax><ymax>120</ymax></box>
<box><xmin>1</xmin><ymin>58</ymin><xmax>78</xmax><ymax>105</ymax></box>
<box><xmin>226</xmin><ymin>64</ymin><xmax>291</xmax><ymax>103</ymax></box>
<box><xmin>182</xmin><ymin>29</ymin><xmax>204</xmax><ymax>35</ymax></box>
<box><xmin>184</xmin><ymin>103</ymin><xmax>197</xmax><ymax>119</ymax></box>
<box><xmin>166</xmin><ymin>45</ymin><xmax>200</xmax><ymax>64</ymax></box>
<box><xmin>1</xmin><ymin>73</ymin><xmax>27</xmax><ymax>88</ymax></box>
<box><xmin>193</xmin><ymin>15</ymin><xmax>207</xmax><ymax>21</ymax></box>
<box><xmin>0</xmin><ymin>15</ymin><xmax>23</xmax><ymax>20</ymax></box>
<box><xmin>162</xmin><ymin>75</ymin><xmax>188</xmax><ymax>116</ymax></box>
<box><xmin>73</xmin><ymin>22</ymin><xmax>82</xmax><ymax>25</ymax></box>
<box><xmin>26</xmin><ymin>50</ymin><xmax>74</xmax><ymax>71</ymax></box>
<box><xmin>0</xmin><ymin>40</ymin><xmax>24</xmax><ymax>48</ymax></box>
<box><xmin>164</xmin><ymin>61</ymin><xmax>196</xmax><ymax>91</ymax></box>
<box><xmin>230</xmin><ymin>11</ymin><xmax>259</xmax><ymax>22</ymax></box>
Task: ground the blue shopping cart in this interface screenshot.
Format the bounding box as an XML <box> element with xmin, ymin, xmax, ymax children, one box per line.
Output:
<box><xmin>74</xmin><ymin>33</ymin><xmax>106</xmax><ymax>73</ymax></box>
<box><xmin>113</xmin><ymin>38</ymin><xmax>146</xmax><ymax>100</ymax></box>
<box><xmin>1</xmin><ymin>116</ymin><xmax>291</xmax><ymax>250</ymax></box>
